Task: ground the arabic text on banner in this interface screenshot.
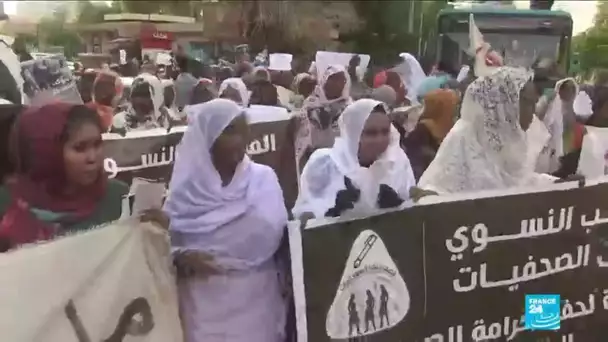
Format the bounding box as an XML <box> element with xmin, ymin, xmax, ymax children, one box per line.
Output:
<box><xmin>0</xmin><ymin>220</ymin><xmax>183</xmax><ymax>341</ymax></box>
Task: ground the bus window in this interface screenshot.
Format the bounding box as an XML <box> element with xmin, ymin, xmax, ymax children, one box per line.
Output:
<box><xmin>441</xmin><ymin>31</ymin><xmax>562</xmax><ymax>69</ymax></box>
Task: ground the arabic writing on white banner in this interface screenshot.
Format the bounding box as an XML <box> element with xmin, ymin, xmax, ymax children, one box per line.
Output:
<box><xmin>0</xmin><ymin>220</ymin><xmax>183</xmax><ymax>341</ymax></box>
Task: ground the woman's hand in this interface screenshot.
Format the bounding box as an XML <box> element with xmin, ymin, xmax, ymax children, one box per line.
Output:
<box><xmin>139</xmin><ymin>209</ymin><xmax>170</xmax><ymax>230</ymax></box>
<box><xmin>325</xmin><ymin>176</ymin><xmax>360</xmax><ymax>217</ymax></box>
<box><xmin>377</xmin><ymin>184</ymin><xmax>404</xmax><ymax>209</ymax></box>
<box><xmin>174</xmin><ymin>250</ymin><xmax>221</xmax><ymax>279</ymax></box>
<box><xmin>298</xmin><ymin>212</ymin><xmax>316</xmax><ymax>230</ymax></box>
<box><xmin>554</xmin><ymin>174</ymin><xmax>585</xmax><ymax>185</ymax></box>
<box><xmin>410</xmin><ymin>186</ymin><xmax>438</xmax><ymax>203</ymax></box>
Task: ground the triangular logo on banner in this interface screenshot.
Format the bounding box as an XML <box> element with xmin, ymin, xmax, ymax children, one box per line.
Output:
<box><xmin>325</xmin><ymin>230</ymin><xmax>409</xmax><ymax>339</ymax></box>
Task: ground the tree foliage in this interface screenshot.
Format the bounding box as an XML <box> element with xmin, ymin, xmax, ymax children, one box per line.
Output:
<box><xmin>573</xmin><ymin>1</ymin><xmax>608</xmax><ymax>76</ymax></box>
<box><xmin>39</xmin><ymin>8</ymin><xmax>82</xmax><ymax>58</ymax></box>
<box><xmin>340</xmin><ymin>1</ymin><xmax>448</xmax><ymax>67</ymax></box>
<box><xmin>113</xmin><ymin>0</ymin><xmax>196</xmax><ymax>17</ymax></box>
<box><xmin>76</xmin><ymin>0</ymin><xmax>123</xmax><ymax>24</ymax></box>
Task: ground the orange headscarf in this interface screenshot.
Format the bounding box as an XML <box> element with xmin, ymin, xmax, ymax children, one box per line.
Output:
<box><xmin>419</xmin><ymin>89</ymin><xmax>459</xmax><ymax>142</ymax></box>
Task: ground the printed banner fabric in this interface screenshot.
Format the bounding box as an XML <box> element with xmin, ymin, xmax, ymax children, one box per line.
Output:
<box><xmin>0</xmin><ymin>220</ymin><xmax>183</xmax><ymax>341</ymax></box>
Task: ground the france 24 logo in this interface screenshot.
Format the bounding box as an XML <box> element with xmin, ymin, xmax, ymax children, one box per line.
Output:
<box><xmin>525</xmin><ymin>294</ymin><xmax>560</xmax><ymax>331</ymax></box>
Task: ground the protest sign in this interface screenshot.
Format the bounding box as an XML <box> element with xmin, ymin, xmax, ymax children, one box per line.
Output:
<box><xmin>21</xmin><ymin>55</ymin><xmax>82</xmax><ymax>106</ymax></box>
<box><xmin>289</xmin><ymin>209</ymin><xmax>426</xmax><ymax>342</ymax></box>
<box><xmin>291</xmin><ymin>182</ymin><xmax>608</xmax><ymax>341</ymax></box>
<box><xmin>315</xmin><ymin>51</ymin><xmax>371</xmax><ymax>81</ymax></box>
<box><xmin>103</xmin><ymin>127</ymin><xmax>184</xmax><ymax>188</ymax></box>
<box><xmin>0</xmin><ymin>220</ymin><xmax>183</xmax><ymax>341</ymax></box>
<box><xmin>247</xmin><ymin>105</ymin><xmax>298</xmax><ymax>208</ymax></box>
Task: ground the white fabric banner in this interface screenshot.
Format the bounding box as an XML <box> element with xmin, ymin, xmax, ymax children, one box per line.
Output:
<box><xmin>0</xmin><ymin>220</ymin><xmax>183</xmax><ymax>342</ymax></box>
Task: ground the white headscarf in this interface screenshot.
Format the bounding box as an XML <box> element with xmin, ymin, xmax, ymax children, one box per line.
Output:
<box><xmin>537</xmin><ymin>78</ymin><xmax>578</xmax><ymax>173</ymax></box>
<box><xmin>419</xmin><ymin>67</ymin><xmax>555</xmax><ymax>194</ymax></box>
<box><xmin>135</xmin><ymin>72</ymin><xmax>165</xmax><ymax>115</ymax></box>
<box><xmin>310</xmin><ymin>64</ymin><xmax>352</xmax><ymax>105</ymax></box>
<box><xmin>573</xmin><ymin>90</ymin><xmax>593</xmax><ymax>120</ymax></box>
<box><xmin>308</xmin><ymin>61</ymin><xmax>317</xmax><ymax>75</ymax></box>
<box><xmin>392</xmin><ymin>53</ymin><xmax>427</xmax><ymax>104</ymax></box>
<box><xmin>293</xmin><ymin>99</ymin><xmax>416</xmax><ymax>218</ymax></box>
<box><xmin>166</xmin><ymin>99</ymin><xmax>249</xmax><ymax>231</ymax></box>
<box><xmin>0</xmin><ymin>38</ymin><xmax>24</xmax><ymax>104</ymax></box>
<box><xmin>219</xmin><ymin>77</ymin><xmax>250</xmax><ymax>107</ymax></box>
<box><xmin>165</xmin><ymin>98</ymin><xmax>287</xmax><ymax>269</ymax></box>
<box><xmin>114</xmin><ymin>72</ymin><xmax>168</xmax><ymax>131</ymax></box>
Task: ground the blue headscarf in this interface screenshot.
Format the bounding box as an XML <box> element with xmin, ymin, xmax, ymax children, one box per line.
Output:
<box><xmin>416</xmin><ymin>75</ymin><xmax>451</xmax><ymax>103</ymax></box>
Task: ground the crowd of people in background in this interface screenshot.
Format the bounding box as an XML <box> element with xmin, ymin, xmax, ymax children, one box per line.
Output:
<box><xmin>0</xmin><ymin>41</ymin><xmax>606</xmax><ymax>342</ymax></box>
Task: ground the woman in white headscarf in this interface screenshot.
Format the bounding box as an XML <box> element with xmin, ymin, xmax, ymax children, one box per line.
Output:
<box><xmin>294</xmin><ymin>65</ymin><xmax>353</xmax><ymax>173</ymax></box>
<box><xmin>219</xmin><ymin>77</ymin><xmax>250</xmax><ymax>107</ymax></box>
<box><xmin>391</xmin><ymin>53</ymin><xmax>427</xmax><ymax>104</ymax></box>
<box><xmin>535</xmin><ymin>78</ymin><xmax>579</xmax><ymax>173</ymax></box>
<box><xmin>111</xmin><ymin>73</ymin><xmax>169</xmax><ymax>132</ymax></box>
<box><xmin>417</xmin><ymin>67</ymin><xmax>556</xmax><ymax>195</ymax></box>
<box><xmin>165</xmin><ymin>99</ymin><xmax>288</xmax><ymax>342</ymax></box>
<box><xmin>293</xmin><ymin>99</ymin><xmax>416</xmax><ymax>219</ymax></box>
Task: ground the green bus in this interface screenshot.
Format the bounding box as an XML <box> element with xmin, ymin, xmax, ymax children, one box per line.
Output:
<box><xmin>436</xmin><ymin>6</ymin><xmax>573</xmax><ymax>74</ymax></box>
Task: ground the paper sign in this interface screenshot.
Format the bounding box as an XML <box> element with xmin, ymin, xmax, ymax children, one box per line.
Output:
<box><xmin>315</xmin><ymin>51</ymin><xmax>371</xmax><ymax>82</ymax></box>
<box><xmin>269</xmin><ymin>53</ymin><xmax>293</xmax><ymax>71</ymax></box>
<box><xmin>131</xmin><ymin>178</ymin><xmax>166</xmax><ymax>215</ymax></box>
<box><xmin>21</xmin><ymin>55</ymin><xmax>82</xmax><ymax>106</ymax></box>
<box><xmin>119</xmin><ymin>49</ymin><xmax>127</xmax><ymax>65</ymax></box>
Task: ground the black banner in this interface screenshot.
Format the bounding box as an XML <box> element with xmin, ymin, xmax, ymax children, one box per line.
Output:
<box><xmin>293</xmin><ymin>183</ymin><xmax>608</xmax><ymax>342</ymax></box>
<box><xmin>102</xmin><ymin>118</ymin><xmax>298</xmax><ymax>208</ymax></box>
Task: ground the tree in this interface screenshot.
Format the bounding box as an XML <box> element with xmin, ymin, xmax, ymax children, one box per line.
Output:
<box><xmin>76</xmin><ymin>0</ymin><xmax>122</xmax><ymax>24</ymax></box>
<box><xmin>38</xmin><ymin>8</ymin><xmax>82</xmax><ymax>58</ymax></box>
<box><xmin>572</xmin><ymin>1</ymin><xmax>608</xmax><ymax>76</ymax></box>
<box><xmin>114</xmin><ymin>0</ymin><xmax>196</xmax><ymax>16</ymax></box>
<box><xmin>13</xmin><ymin>34</ymin><xmax>38</xmax><ymax>50</ymax></box>
<box><xmin>339</xmin><ymin>1</ymin><xmax>449</xmax><ymax>67</ymax></box>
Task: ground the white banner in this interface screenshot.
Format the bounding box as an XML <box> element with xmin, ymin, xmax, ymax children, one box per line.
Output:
<box><xmin>0</xmin><ymin>220</ymin><xmax>183</xmax><ymax>341</ymax></box>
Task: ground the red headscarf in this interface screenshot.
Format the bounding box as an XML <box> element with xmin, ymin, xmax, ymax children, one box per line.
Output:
<box><xmin>374</xmin><ymin>70</ymin><xmax>407</xmax><ymax>104</ymax></box>
<box><xmin>373</xmin><ymin>71</ymin><xmax>388</xmax><ymax>88</ymax></box>
<box><xmin>0</xmin><ymin>103</ymin><xmax>107</xmax><ymax>250</ymax></box>
<box><xmin>87</xmin><ymin>70</ymin><xmax>124</xmax><ymax>130</ymax></box>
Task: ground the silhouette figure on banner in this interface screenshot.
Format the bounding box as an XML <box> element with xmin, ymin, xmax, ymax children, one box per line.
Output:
<box><xmin>364</xmin><ymin>290</ymin><xmax>376</xmax><ymax>332</ymax></box>
<box><xmin>379</xmin><ymin>285</ymin><xmax>390</xmax><ymax>327</ymax></box>
<box><xmin>327</xmin><ymin>230</ymin><xmax>409</xmax><ymax>340</ymax></box>
<box><xmin>348</xmin><ymin>294</ymin><xmax>361</xmax><ymax>336</ymax></box>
